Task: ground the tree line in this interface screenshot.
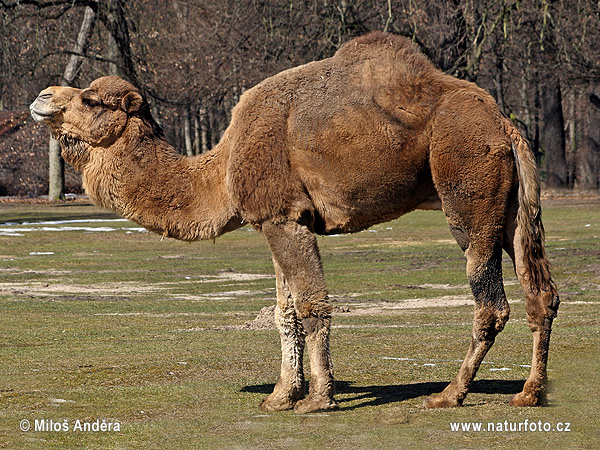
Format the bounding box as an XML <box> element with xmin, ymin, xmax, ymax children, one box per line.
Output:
<box><xmin>1</xmin><ymin>0</ymin><xmax>599</xmax><ymax>199</ymax></box>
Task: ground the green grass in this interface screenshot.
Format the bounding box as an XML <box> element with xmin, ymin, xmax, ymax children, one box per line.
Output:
<box><xmin>0</xmin><ymin>200</ymin><xmax>598</xmax><ymax>449</ymax></box>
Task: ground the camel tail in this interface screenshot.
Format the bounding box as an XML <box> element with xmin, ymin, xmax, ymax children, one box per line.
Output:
<box><xmin>504</xmin><ymin>119</ymin><xmax>554</xmax><ymax>294</ymax></box>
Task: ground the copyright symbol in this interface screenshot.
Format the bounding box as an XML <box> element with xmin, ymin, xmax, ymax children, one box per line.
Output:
<box><xmin>20</xmin><ymin>419</ymin><xmax>31</xmax><ymax>432</ymax></box>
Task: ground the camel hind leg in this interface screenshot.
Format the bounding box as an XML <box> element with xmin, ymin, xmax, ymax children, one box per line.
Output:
<box><xmin>502</xmin><ymin>202</ymin><xmax>560</xmax><ymax>406</ymax></box>
<box><xmin>424</xmin><ymin>227</ymin><xmax>510</xmax><ymax>408</ymax></box>
<box><xmin>423</xmin><ymin>181</ymin><xmax>511</xmax><ymax>409</ymax></box>
<box><xmin>425</xmin><ymin>112</ymin><xmax>514</xmax><ymax>407</ymax></box>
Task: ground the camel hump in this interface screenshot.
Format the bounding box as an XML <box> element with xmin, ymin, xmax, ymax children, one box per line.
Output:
<box><xmin>336</xmin><ymin>31</ymin><xmax>416</xmax><ymax>55</ymax></box>
<box><xmin>336</xmin><ymin>32</ymin><xmax>430</xmax><ymax>64</ymax></box>
<box><xmin>334</xmin><ymin>31</ymin><xmax>438</xmax><ymax>88</ymax></box>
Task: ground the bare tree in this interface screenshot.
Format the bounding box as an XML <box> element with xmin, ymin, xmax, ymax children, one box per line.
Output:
<box><xmin>3</xmin><ymin>0</ymin><xmax>600</xmax><ymax>196</ymax></box>
<box><xmin>540</xmin><ymin>74</ymin><xmax>567</xmax><ymax>187</ymax></box>
<box><xmin>537</xmin><ymin>1</ymin><xmax>568</xmax><ymax>188</ymax></box>
<box><xmin>585</xmin><ymin>85</ymin><xmax>600</xmax><ymax>189</ymax></box>
<box><xmin>48</xmin><ymin>6</ymin><xmax>96</xmax><ymax>200</ymax></box>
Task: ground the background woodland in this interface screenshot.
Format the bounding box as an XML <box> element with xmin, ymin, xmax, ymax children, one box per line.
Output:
<box><xmin>1</xmin><ymin>0</ymin><xmax>599</xmax><ymax>198</ymax></box>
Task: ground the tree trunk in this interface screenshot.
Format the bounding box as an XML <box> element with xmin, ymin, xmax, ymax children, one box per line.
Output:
<box><xmin>540</xmin><ymin>75</ymin><xmax>567</xmax><ymax>188</ymax></box>
<box><xmin>48</xmin><ymin>6</ymin><xmax>96</xmax><ymax>201</ymax></box>
<box><xmin>585</xmin><ymin>84</ymin><xmax>600</xmax><ymax>189</ymax></box>
<box><xmin>96</xmin><ymin>0</ymin><xmax>141</xmax><ymax>88</ymax></box>
<box><xmin>199</xmin><ymin>107</ymin><xmax>209</xmax><ymax>153</ymax></box>
<box><xmin>494</xmin><ymin>53</ymin><xmax>505</xmax><ymax>113</ymax></box>
<box><xmin>567</xmin><ymin>90</ymin><xmax>577</xmax><ymax>186</ymax></box>
<box><xmin>193</xmin><ymin>113</ymin><xmax>200</xmax><ymax>155</ymax></box>
<box><xmin>107</xmin><ymin>30</ymin><xmax>123</xmax><ymax>77</ymax></box>
<box><xmin>48</xmin><ymin>138</ymin><xmax>65</xmax><ymax>200</ymax></box>
<box><xmin>183</xmin><ymin>105</ymin><xmax>194</xmax><ymax>157</ymax></box>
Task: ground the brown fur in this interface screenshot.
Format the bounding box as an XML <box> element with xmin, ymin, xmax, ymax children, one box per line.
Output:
<box><xmin>31</xmin><ymin>31</ymin><xmax>559</xmax><ymax>412</ymax></box>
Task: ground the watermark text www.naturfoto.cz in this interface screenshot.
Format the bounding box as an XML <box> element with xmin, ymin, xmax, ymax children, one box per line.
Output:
<box><xmin>450</xmin><ymin>419</ymin><xmax>571</xmax><ymax>433</ymax></box>
<box><xmin>20</xmin><ymin>418</ymin><xmax>121</xmax><ymax>433</ymax></box>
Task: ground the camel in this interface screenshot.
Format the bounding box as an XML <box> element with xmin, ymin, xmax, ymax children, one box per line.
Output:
<box><xmin>30</xmin><ymin>32</ymin><xmax>559</xmax><ymax>413</ymax></box>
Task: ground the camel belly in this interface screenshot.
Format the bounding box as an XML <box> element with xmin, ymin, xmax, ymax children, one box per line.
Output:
<box><xmin>292</xmin><ymin>144</ymin><xmax>437</xmax><ymax>234</ymax></box>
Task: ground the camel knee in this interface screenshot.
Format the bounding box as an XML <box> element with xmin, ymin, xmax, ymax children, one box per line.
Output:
<box><xmin>473</xmin><ymin>305</ymin><xmax>510</xmax><ymax>341</ymax></box>
<box><xmin>275</xmin><ymin>303</ymin><xmax>300</xmax><ymax>333</ymax></box>
<box><xmin>293</xmin><ymin>290</ymin><xmax>331</xmax><ymax>321</ymax></box>
<box><xmin>525</xmin><ymin>290</ymin><xmax>560</xmax><ymax>332</ymax></box>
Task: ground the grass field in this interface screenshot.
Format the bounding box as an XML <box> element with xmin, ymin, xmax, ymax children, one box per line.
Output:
<box><xmin>0</xmin><ymin>199</ymin><xmax>598</xmax><ymax>449</ymax></box>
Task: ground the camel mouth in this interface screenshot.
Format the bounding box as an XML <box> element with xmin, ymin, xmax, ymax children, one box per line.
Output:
<box><xmin>29</xmin><ymin>93</ymin><xmax>62</xmax><ymax>123</ymax></box>
<box><xmin>29</xmin><ymin>105</ymin><xmax>59</xmax><ymax>123</ymax></box>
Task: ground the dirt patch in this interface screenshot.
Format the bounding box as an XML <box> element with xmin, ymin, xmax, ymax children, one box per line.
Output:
<box><xmin>0</xmin><ymin>271</ymin><xmax>274</xmax><ymax>299</ymax></box>
<box><xmin>0</xmin><ymin>268</ymin><xmax>72</xmax><ymax>276</ymax></box>
<box><xmin>173</xmin><ymin>289</ymin><xmax>273</xmax><ymax>302</ymax></box>
<box><xmin>0</xmin><ymin>281</ymin><xmax>166</xmax><ymax>297</ymax></box>
<box><xmin>345</xmin><ymin>296</ymin><xmax>523</xmax><ymax>315</ymax></box>
<box><xmin>346</xmin><ymin>296</ymin><xmax>473</xmax><ymax>315</ymax></box>
<box><xmin>213</xmin><ymin>270</ymin><xmax>274</xmax><ymax>282</ymax></box>
<box><xmin>244</xmin><ymin>305</ymin><xmax>276</xmax><ymax>330</ymax></box>
<box><xmin>179</xmin><ymin>305</ymin><xmax>277</xmax><ymax>332</ymax></box>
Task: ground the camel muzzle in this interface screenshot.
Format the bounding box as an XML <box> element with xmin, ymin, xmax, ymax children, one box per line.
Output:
<box><xmin>30</xmin><ymin>91</ymin><xmax>60</xmax><ymax>123</ymax></box>
<box><xmin>30</xmin><ymin>86</ymin><xmax>80</xmax><ymax>123</ymax></box>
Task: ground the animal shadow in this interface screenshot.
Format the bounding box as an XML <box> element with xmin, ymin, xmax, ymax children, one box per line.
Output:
<box><xmin>241</xmin><ymin>379</ymin><xmax>524</xmax><ymax>410</ymax></box>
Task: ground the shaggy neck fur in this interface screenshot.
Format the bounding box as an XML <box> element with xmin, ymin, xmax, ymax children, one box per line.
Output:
<box><xmin>68</xmin><ymin>117</ymin><xmax>242</xmax><ymax>241</ymax></box>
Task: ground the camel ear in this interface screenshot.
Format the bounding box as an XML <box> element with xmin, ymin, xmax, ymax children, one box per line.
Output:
<box><xmin>121</xmin><ymin>91</ymin><xmax>143</xmax><ymax>113</ymax></box>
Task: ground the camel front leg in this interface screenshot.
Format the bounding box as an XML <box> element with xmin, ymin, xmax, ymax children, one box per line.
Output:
<box><xmin>262</xmin><ymin>219</ymin><xmax>339</xmax><ymax>413</ymax></box>
<box><xmin>260</xmin><ymin>259</ymin><xmax>306</xmax><ymax>411</ymax></box>
<box><xmin>295</xmin><ymin>313</ymin><xmax>336</xmax><ymax>413</ymax></box>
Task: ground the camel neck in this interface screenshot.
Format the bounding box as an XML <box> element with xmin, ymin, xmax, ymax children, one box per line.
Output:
<box><xmin>82</xmin><ymin>121</ymin><xmax>242</xmax><ymax>241</ymax></box>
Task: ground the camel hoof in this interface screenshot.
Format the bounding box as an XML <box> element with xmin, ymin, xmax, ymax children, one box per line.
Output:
<box><xmin>259</xmin><ymin>393</ymin><xmax>299</xmax><ymax>412</ymax></box>
<box><xmin>423</xmin><ymin>394</ymin><xmax>461</xmax><ymax>409</ymax></box>
<box><xmin>509</xmin><ymin>391</ymin><xmax>544</xmax><ymax>407</ymax></box>
<box><xmin>293</xmin><ymin>395</ymin><xmax>339</xmax><ymax>414</ymax></box>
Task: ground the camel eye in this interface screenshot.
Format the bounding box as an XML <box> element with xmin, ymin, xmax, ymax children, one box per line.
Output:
<box><xmin>83</xmin><ymin>97</ymin><xmax>99</xmax><ymax>107</ymax></box>
<box><xmin>82</xmin><ymin>93</ymin><xmax>102</xmax><ymax>107</ymax></box>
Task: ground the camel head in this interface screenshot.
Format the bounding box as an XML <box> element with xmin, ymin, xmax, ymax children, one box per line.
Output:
<box><xmin>30</xmin><ymin>76</ymin><xmax>146</xmax><ymax>166</ymax></box>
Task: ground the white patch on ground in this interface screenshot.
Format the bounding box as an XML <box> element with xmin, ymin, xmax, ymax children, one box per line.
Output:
<box><xmin>562</xmin><ymin>300</ymin><xmax>600</xmax><ymax>305</ymax></box>
<box><xmin>383</xmin><ymin>356</ymin><xmax>531</xmax><ymax>369</ymax></box>
<box><xmin>0</xmin><ymin>226</ymin><xmax>147</xmax><ymax>236</ymax></box>
<box><xmin>0</xmin><ymin>218</ymin><xmax>146</xmax><ymax>236</ymax></box>
<box><xmin>0</xmin><ymin>268</ymin><xmax>71</xmax><ymax>276</ymax></box>
<box><xmin>200</xmin><ymin>272</ymin><xmax>274</xmax><ymax>282</ymax></box>
<box><xmin>0</xmin><ymin>219</ymin><xmax>128</xmax><ymax>226</ymax></box>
